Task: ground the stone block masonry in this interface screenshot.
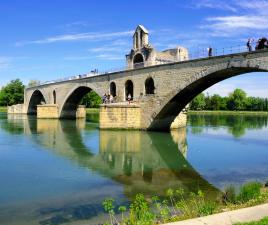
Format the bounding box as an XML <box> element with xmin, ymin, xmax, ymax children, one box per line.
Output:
<box><xmin>99</xmin><ymin>104</ymin><xmax>141</xmax><ymax>129</ymax></box>
<box><xmin>99</xmin><ymin>103</ymin><xmax>187</xmax><ymax>130</ymax></box>
<box><xmin>170</xmin><ymin>112</ymin><xmax>187</xmax><ymax>129</ymax></box>
<box><xmin>76</xmin><ymin>105</ymin><xmax>86</xmax><ymax>118</ymax></box>
<box><xmin>37</xmin><ymin>104</ymin><xmax>59</xmax><ymax>119</ymax></box>
<box><xmin>7</xmin><ymin>104</ymin><xmax>26</xmax><ymax>114</ymax></box>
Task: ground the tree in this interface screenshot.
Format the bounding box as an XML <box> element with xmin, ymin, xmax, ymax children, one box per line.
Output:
<box><xmin>210</xmin><ymin>94</ymin><xmax>223</xmax><ymax>110</ymax></box>
<box><xmin>0</xmin><ymin>79</ymin><xmax>25</xmax><ymax>106</ymax></box>
<box><xmin>227</xmin><ymin>89</ymin><xmax>247</xmax><ymax>111</ymax></box>
<box><xmin>190</xmin><ymin>93</ymin><xmax>206</xmax><ymax>110</ymax></box>
<box><xmin>81</xmin><ymin>91</ymin><xmax>102</xmax><ymax>108</ymax></box>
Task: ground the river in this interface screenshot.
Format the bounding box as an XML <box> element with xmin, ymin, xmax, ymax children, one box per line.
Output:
<box><xmin>0</xmin><ymin>112</ymin><xmax>268</xmax><ymax>225</ymax></box>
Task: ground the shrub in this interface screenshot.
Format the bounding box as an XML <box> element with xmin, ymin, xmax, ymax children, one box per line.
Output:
<box><xmin>198</xmin><ymin>201</ymin><xmax>217</xmax><ymax>216</ymax></box>
<box><xmin>237</xmin><ymin>182</ymin><xmax>262</xmax><ymax>203</ymax></box>
<box><xmin>129</xmin><ymin>193</ymin><xmax>155</xmax><ymax>225</ymax></box>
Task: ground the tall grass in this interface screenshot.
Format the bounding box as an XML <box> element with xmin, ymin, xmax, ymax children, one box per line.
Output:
<box><xmin>101</xmin><ymin>181</ymin><xmax>268</xmax><ymax>225</ymax></box>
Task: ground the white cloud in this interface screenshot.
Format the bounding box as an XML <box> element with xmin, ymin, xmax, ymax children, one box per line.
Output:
<box><xmin>15</xmin><ymin>30</ymin><xmax>133</xmax><ymax>46</ymax></box>
<box><xmin>89</xmin><ymin>46</ymin><xmax>124</xmax><ymax>53</ymax></box>
<box><xmin>192</xmin><ymin>0</ymin><xmax>238</xmax><ymax>12</ymax></box>
<box><xmin>96</xmin><ymin>54</ymin><xmax>123</xmax><ymax>61</ymax></box>
<box><xmin>195</xmin><ymin>0</ymin><xmax>268</xmax><ymax>37</ymax></box>
<box><xmin>204</xmin><ymin>15</ymin><xmax>268</xmax><ymax>33</ymax></box>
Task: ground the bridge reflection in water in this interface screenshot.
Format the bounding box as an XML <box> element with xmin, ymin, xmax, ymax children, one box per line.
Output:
<box><xmin>2</xmin><ymin>115</ymin><xmax>218</xmax><ymax>224</ymax></box>
<box><xmin>5</xmin><ymin>114</ymin><xmax>218</xmax><ymax>199</ymax></box>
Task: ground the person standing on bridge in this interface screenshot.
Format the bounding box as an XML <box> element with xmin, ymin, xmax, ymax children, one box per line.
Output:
<box><xmin>247</xmin><ymin>38</ymin><xmax>253</xmax><ymax>52</ymax></box>
<box><xmin>208</xmin><ymin>47</ymin><xmax>212</xmax><ymax>57</ymax></box>
<box><xmin>102</xmin><ymin>94</ymin><xmax>107</xmax><ymax>104</ymax></box>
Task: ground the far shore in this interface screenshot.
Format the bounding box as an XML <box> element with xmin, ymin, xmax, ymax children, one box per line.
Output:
<box><xmin>0</xmin><ymin>107</ymin><xmax>7</xmax><ymax>112</ymax></box>
<box><xmin>189</xmin><ymin>110</ymin><xmax>268</xmax><ymax>116</ymax></box>
<box><xmin>1</xmin><ymin>106</ymin><xmax>268</xmax><ymax>116</ymax></box>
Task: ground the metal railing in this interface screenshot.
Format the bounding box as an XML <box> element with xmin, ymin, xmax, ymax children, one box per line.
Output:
<box><xmin>27</xmin><ymin>44</ymin><xmax>266</xmax><ymax>88</ymax></box>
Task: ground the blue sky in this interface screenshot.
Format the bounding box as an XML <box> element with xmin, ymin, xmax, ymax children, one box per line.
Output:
<box><xmin>1</xmin><ymin>0</ymin><xmax>268</xmax><ymax>97</ymax></box>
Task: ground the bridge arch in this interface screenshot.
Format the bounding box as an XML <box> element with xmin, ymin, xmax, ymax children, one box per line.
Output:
<box><xmin>27</xmin><ymin>90</ymin><xmax>46</xmax><ymax>114</ymax></box>
<box><xmin>145</xmin><ymin>77</ymin><xmax>155</xmax><ymax>95</ymax></box>
<box><xmin>148</xmin><ymin>61</ymin><xmax>268</xmax><ymax>131</ymax></box>
<box><xmin>60</xmin><ymin>86</ymin><xmax>98</xmax><ymax>118</ymax></box>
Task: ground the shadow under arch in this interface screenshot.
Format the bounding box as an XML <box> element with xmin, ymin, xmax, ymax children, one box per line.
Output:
<box><xmin>27</xmin><ymin>90</ymin><xmax>46</xmax><ymax>114</ymax></box>
<box><xmin>149</xmin><ymin>66</ymin><xmax>268</xmax><ymax>131</ymax></box>
<box><xmin>60</xmin><ymin>86</ymin><xmax>98</xmax><ymax>119</ymax></box>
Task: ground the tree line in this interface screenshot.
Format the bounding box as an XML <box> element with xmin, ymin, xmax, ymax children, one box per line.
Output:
<box><xmin>0</xmin><ymin>79</ymin><xmax>24</xmax><ymax>106</ymax></box>
<box><xmin>190</xmin><ymin>89</ymin><xmax>268</xmax><ymax>111</ymax></box>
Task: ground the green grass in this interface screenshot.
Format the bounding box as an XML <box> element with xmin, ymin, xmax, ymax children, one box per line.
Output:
<box><xmin>234</xmin><ymin>216</ymin><xmax>268</xmax><ymax>225</ymax></box>
<box><xmin>86</xmin><ymin>108</ymin><xmax>100</xmax><ymax>113</ymax></box>
<box><xmin>0</xmin><ymin>107</ymin><xmax>7</xmax><ymax>112</ymax></box>
<box><xmin>189</xmin><ymin>110</ymin><xmax>268</xmax><ymax>116</ymax></box>
<box><xmin>100</xmin><ymin>182</ymin><xmax>268</xmax><ymax>225</ymax></box>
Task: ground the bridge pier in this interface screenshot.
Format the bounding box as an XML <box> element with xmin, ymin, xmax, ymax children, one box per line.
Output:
<box><xmin>7</xmin><ymin>104</ymin><xmax>26</xmax><ymax>114</ymax></box>
<box><xmin>99</xmin><ymin>103</ymin><xmax>187</xmax><ymax>130</ymax></box>
<box><xmin>99</xmin><ymin>104</ymin><xmax>141</xmax><ymax>129</ymax></box>
<box><xmin>37</xmin><ymin>104</ymin><xmax>59</xmax><ymax>119</ymax></box>
<box><xmin>36</xmin><ymin>104</ymin><xmax>86</xmax><ymax>119</ymax></box>
<box><xmin>170</xmin><ymin>112</ymin><xmax>187</xmax><ymax>129</ymax></box>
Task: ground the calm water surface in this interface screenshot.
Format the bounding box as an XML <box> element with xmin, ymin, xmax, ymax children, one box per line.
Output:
<box><xmin>0</xmin><ymin>112</ymin><xmax>268</xmax><ymax>225</ymax></box>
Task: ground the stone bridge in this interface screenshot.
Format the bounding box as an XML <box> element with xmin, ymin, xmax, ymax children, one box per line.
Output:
<box><xmin>18</xmin><ymin>49</ymin><xmax>268</xmax><ymax>131</ymax></box>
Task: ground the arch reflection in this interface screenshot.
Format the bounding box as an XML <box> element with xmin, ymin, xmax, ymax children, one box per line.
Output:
<box><xmin>2</xmin><ymin>116</ymin><xmax>218</xmax><ymax>199</ymax></box>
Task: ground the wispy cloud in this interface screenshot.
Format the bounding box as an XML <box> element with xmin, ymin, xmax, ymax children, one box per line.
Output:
<box><xmin>64</xmin><ymin>53</ymin><xmax>123</xmax><ymax>61</ymax></box>
<box><xmin>203</xmin><ymin>15</ymin><xmax>268</xmax><ymax>36</ymax></box>
<box><xmin>192</xmin><ymin>0</ymin><xmax>238</xmax><ymax>12</ymax></box>
<box><xmin>96</xmin><ymin>54</ymin><xmax>123</xmax><ymax>61</ymax></box>
<box><xmin>88</xmin><ymin>39</ymin><xmax>129</xmax><ymax>53</ymax></box>
<box><xmin>15</xmin><ymin>30</ymin><xmax>133</xmax><ymax>46</ymax></box>
<box><xmin>196</xmin><ymin>0</ymin><xmax>268</xmax><ymax>37</ymax></box>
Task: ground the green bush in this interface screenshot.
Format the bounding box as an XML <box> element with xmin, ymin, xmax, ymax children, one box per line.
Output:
<box><xmin>129</xmin><ymin>193</ymin><xmax>155</xmax><ymax>225</ymax></box>
<box><xmin>237</xmin><ymin>182</ymin><xmax>262</xmax><ymax>203</ymax></box>
<box><xmin>198</xmin><ymin>201</ymin><xmax>217</xmax><ymax>216</ymax></box>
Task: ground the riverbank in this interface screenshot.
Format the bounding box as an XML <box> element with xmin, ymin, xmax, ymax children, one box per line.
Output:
<box><xmin>0</xmin><ymin>107</ymin><xmax>7</xmax><ymax>112</ymax></box>
<box><xmin>100</xmin><ymin>182</ymin><xmax>268</xmax><ymax>225</ymax></box>
<box><xmin>165</xmin><ymin>203</ymin><xmax>268</xmax><ymax>225</ymax></box>
<box><xmin>86</xmin><ymin>108</ymin><xmax>99</xmax><ymax>113</ymax></box>
<box><xmin>0</xmin><ymin>107</ymin><xmax>99</xmax><ymax>113</ymax></box>
<box><xmin>189</xmin><ymin>110</ymin><xmax>268</xmax><ymax>116</ymax></box>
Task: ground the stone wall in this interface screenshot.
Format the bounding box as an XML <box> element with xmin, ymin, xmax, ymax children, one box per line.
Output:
<box><xmin>170</xmin><ymin>112</ymin><xmax>187</xmax><ymax>129</ymax></box>
<box><xmin>7</xmin><ymin>104</ymin><xmax>26</xmax><ymax>114</ymax></box>
<box><xmin>37</xmin><ymin>104</ymin><xmax>59</xmax><ymax>119</ymax></box>
<box><xmin>99</xmin><ymin>104</ymin><xmax>141</xmax><ymax>129</ymax></box>
<box><xmin>76</xmin><ymin>105</ymin><xmax>86</xmax><ymax>118</ymax></box>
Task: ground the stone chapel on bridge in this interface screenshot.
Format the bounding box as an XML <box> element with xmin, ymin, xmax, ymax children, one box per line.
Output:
<box><xmin>126</xmin><ymin>25</ymin><xmax>189</xmax><ymax>69</ymax></box>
